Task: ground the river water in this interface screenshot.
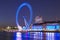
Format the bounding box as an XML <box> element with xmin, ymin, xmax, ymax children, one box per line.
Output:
<box><xmin>0</xmin><ymin>31</ymin><xmax>60</xmax><ymax>40</ymax></box>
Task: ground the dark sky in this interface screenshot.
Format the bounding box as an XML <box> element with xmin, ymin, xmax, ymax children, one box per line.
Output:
<box><xmin>0</xmin><ymin>0</ymin><xmax>60</xmax><ymax>27</ymax></box>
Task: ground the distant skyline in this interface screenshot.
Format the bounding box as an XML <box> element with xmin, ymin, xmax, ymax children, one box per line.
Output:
<box><xmin>0</xmin><ymin>0</ymin><xmax>60</xmax><ymax>27</ymax></box>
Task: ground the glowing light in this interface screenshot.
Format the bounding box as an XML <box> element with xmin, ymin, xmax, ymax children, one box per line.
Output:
<box><xmin>34</xmin><ymin>32</ymin><xmax>43</xmax><ymax>40</ymax></box>
<box><xmin>46</xmin><ymin>32</ymin><xmax>54</xmax><ymax>40</ymax></box>
<box><xmin>16</xmin><ymin>3</ymin><xmax>33</xmax><ymax>31</ymax></box>
<box><xmin>16</xmin><ymin>32</ymin><xmax>22</xmax><ymax>40</ymax></box>
<box><xmin>46</xmin><ymin>25</ymin><xmax>55</xmax><ymax>30</ymax></box>
<box><xmin>18</xmin><ymin>25</ymin><xmax>22</xmax><ymax>31</ymax></box>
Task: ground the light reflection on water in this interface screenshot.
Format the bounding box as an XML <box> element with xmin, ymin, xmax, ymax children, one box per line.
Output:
<box><xmin>16</xmin><ymin>32</ymin><xmax>22</xmax><ymax>40</ymax></box>
<box><xmin>33</xmin><ymin>32</ymin><xmax>43</xmax><ymax>40</ymax></box>
<box><xmin>46</xmin><ymin>32</ymin><xmax>54</xmax><ymax>40</ymax></box>
<box><xmin>0</xmin><ymin>32</ymin><xmax>60</xmax><ymax>40</ymax></box>
<box><xmin>15</xmin><ymin>32</ymin><xmax>60</xmax><ymax>40</ymax></box>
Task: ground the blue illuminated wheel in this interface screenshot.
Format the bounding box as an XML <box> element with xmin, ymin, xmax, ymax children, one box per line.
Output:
<box><xmin>16</xmin><ymin>3</ymin><xmax>33</xmax><ymax>30</ymax></box>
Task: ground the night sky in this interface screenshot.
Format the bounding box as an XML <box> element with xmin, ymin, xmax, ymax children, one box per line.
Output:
<box><xmin>0</xmin><ymin>0</ymin><xmax>60</xmax><ymax>27</ymax></box>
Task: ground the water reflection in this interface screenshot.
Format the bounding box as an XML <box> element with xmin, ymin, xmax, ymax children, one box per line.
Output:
<box><xmin>33</xmin><ymin>32</ymin><xmax>43</xmax><ymax>40</ymax></box>
<box><xmin>46</xmin><ymin>32</ymin><xmax>54</xmax><ymax>40</ymax></box>
<box><xmin>15</xmin><ymin>32</ymin><xmax>60</xmax><ymax>40</ymax></box>
<box><xmin>16</xmin><ymin>32</ymin><xmax>22</xmax><ymax>40</ymax></box>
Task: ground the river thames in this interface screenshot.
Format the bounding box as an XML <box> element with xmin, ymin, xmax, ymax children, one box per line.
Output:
<box><xmin>0</xmin><ymin>31</ymin><xmax>60</xmax><ymax>40</ymax></box>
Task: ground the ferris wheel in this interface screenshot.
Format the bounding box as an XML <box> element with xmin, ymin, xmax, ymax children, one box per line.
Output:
<box><xmin>16</xmin><ymin>3</ymin><xmax>33</xmax><ymax>31</ymax></box>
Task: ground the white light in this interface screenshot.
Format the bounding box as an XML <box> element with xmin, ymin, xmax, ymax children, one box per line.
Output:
<box><xmin>16</xmin><ymin>32</ymin><xmax>22</xmax><ymax>40</ymax></box>
<box><xmin>46</xmin><ymin>32</ymin><xmax>54</xmax><ymax>40</ymax></box>
<box><xmin>18</xmin><ymin>25</ymin><xmax>22</xmax><ymax>31</ymax></box>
